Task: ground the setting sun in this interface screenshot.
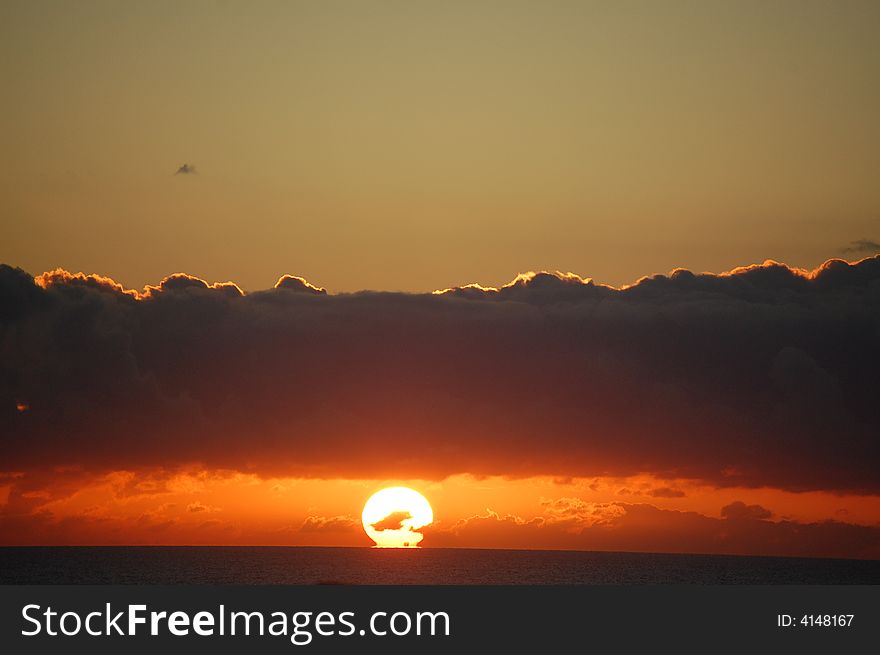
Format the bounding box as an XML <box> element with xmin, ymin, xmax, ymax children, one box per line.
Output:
<box><xmin>362</xmin><ymin>487</ymin><xmax>434</xmax><ymax>548</ymax></box>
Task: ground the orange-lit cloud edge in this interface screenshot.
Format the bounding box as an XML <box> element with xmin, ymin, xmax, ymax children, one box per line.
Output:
<box><xmin>34</xmin><ymin>255</ymin><xmax>872</xmax><ymax>298</ymax></box>
<box><xmin>3</xmin><ymin>256</ymin><xmax>880</xmax><ymax>558</ymax></box>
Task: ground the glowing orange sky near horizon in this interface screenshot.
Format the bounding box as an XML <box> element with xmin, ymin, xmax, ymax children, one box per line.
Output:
<box><xmin>1</xmin><ymin>1</ymin><xmax>879</xmax><ymax>561</ymax></box>
<box><xmin>2</xmin><ymin>470</ymin><xmax>878</xmax><ymax>557</ymax></box>
<box><xmin>3</xmin><ymin>259</ymin><xmax>880</xmax><ymax>557</ymax></box>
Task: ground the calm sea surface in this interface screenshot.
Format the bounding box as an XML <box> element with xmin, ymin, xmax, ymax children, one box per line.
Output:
<box><xmin>1</xmin><ymin>547</ymin><xmax>877</xmax><ymax>585</ymax></box>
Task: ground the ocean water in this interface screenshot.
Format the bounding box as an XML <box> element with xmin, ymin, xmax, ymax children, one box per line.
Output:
<box><xmin>1</xmin><ymin>547</ymin><xmax>878</xmax><ymax>585</ymax></box>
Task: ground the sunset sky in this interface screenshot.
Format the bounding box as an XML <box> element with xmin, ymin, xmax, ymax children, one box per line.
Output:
<box><xmin>2</xmin><ymin>0</ymin><xmax>878</xmax><ymax>292</ymax></box>
<box><xmin>1</xmin><ymin>1</ymin><xmax>879</xmax><ymax>558</ymax></box>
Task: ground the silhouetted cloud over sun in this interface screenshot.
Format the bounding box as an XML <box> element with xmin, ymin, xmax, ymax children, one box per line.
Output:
<box><xmin>371</xmin><ymin>511</ymin><xmax>414</xmax><ymax>532</ymax></box>
<box><xmin>2</xmin><ymin>256</ymin><xmax>879</xmax><ymax>495</ymax></box>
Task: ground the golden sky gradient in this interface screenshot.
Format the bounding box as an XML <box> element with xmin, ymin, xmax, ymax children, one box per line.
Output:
<box><xmin>2</xmin><ymin>2</ymin><xmax>879</xmax><ymax>558</ymax></box>
<box><xmin>2</xmin><ymin>0</ymin><xmax>879</xmax><ymax>292</ymax></box>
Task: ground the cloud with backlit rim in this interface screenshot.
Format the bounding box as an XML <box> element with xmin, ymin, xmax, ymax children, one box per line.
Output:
<box><xmin>1</xmin><ymin>256</ymin><xmax>879</xmax><ymax>494</ymax></box>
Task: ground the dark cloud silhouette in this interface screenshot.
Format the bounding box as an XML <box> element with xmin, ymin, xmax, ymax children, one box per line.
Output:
<box><xmin>274</xmin><ymin>275</ymin><xmax>326</xmax><ymax>294</ymax></box>
<box><xmin>424</xmin><ymin>502</ymin><xmax>880</xmax><ymax>559</ymax></box>
<box><xmin>174</xmin><ymin>163</ymin><xmax>196</xmax><ymax>175</ymax></box>
<box><xmin>721</xmin><ymin>501</ymin><xmax>773</xmax><ymax>520</ymax></box>
<box><xmin>1</xmin><ymin>256</ymin><xmax>879</xmax><ymax>493</ymax></box>
<box><xmin>371</xmin><ymin>511</ymin><xmax>413</xmax><ymax>532</ymax></box>
<box><xmin>841</xmin><ymin>239</ymin><xmax>880</xmax><ymax>254</ymax></box>
<box><xmin>648</xmin><ymin>487</ymin><xmax>686</xmax><ymax>499</ymax></box>
<box><xmin>144</xmin><ymin>273</ymin><xmax>243</xmax><ymax>298</ymax></box>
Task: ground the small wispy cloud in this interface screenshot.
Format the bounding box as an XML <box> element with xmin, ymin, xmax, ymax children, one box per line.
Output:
<box><xmin>299</xmin><ymin>515</ymin><xmax>358</xmax><ymax>533</ymax></box>
<box><xmin>174</xmin><ymin>163</ymin><xmax>196</xmax><ymax>175</ymax></box>
<box><xmin>841</xmin><ymin>238</ymin><xmax>880</xmax><ymax>254</ymax></box>
<box><xmin>186</xmin><ymin>501</ymin><xmax>220</xmax><ymax>513</ymax></box>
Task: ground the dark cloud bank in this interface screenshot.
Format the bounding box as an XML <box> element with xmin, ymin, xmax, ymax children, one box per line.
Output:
<box><xmin>424</xmin><ymin>502</ymin><xmax>880</xmax><ymax>560</ymax></box>
<box><xmin>1</xmin><ymin>257</ymin><xmax>879</xmax><ymax>494</ymax></box>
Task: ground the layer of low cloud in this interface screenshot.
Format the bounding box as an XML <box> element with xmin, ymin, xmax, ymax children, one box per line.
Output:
<box><xmin>1</xmin><ymin>256</ymin><xmax>879</xmax><ymax>493</ymax></box>
<box><xmin>720</xmin><ymin>501</ymin><xmax>772</xmax><ymax>520</ymax></box>
<box><xmin>424</xmin><ymin>501</ymin><xmax>880</xmax><ymax>559</ymax></box>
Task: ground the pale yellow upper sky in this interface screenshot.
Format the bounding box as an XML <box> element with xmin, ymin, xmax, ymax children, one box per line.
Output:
<box><xmin>2</xmin><ymin>0</ymin><xmax>878</xmax><ymax>292</ymax></box>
